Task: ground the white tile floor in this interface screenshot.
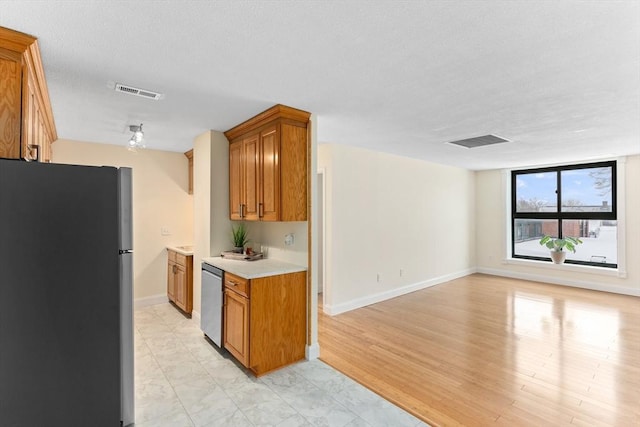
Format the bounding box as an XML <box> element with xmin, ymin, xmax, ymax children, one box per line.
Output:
<box><xmin>133</xmin><ymin>303</ymin><xmax>430</xmax><ymax>427</ymax></box>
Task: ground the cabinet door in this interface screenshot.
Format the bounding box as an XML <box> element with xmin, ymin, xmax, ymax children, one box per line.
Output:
<box><xmin>174</xmin><ymin>264</ymin><xmax>186</xmax><ymax>311</ymax></box>
<box><xmin>29</xmin><ymin>99</ymin><xmax>52</xmax><ymax>162</ymax></box>
<box><xmin>229</xmin><ymin>139</ymin><xmax>243</xmax><ymax>220</ymax></box>
<box><xmin>167</xmin><ymin>261</ymin><xmax>176</xmax><ymax>302</ymax></box>
<box><xmin>22</xmin><ymin>70</ymin><xmax>52</xmax><ymax>162</ymax></box>
<box><xmin>243</xmin><ymin>134</ymin><xmax>259</xmax><ymax>221</ymax></box>
<box><xmin>260</xmin><ymin>126</ymin><xmax>280</xmax><ymax>221</ymax></box>
<box><xmin>0</xmin><ymin>54</ymin><xmax>22</xmax><ymax>159</ymax></box>
<box><xmin>223</xmin><ymin>289</ymin><xmax>250</xmax><ymax>367</ymax></box>
<box><xmin>22</xmin><ymin>74</ymin><xmax>39</xmax><ymax>161</ymax></box>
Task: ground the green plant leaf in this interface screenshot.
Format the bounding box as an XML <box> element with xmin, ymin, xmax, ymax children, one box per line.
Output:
<box><xmin>231</xmin><ymin>223</ymin><xmax>250</xmax><ymax>247</ymax></box>
<box><xmin>539</xmin><ymin>234</ymin><xmax>582</xmax><ymax>253</ymax></box>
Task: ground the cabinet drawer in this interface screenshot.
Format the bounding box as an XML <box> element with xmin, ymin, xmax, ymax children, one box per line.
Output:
<box><xmin>168</xmin><ymin>250</ymin><xmax>176</xmax><ymax>262</ymax></box>
<box><xmin>225</xmin><ymin>272</ymin><xmax>249</xmax><ymax>298</ymax></box>
<box><xmin>175</xmin><ymin>253</ymin><xmax>187</xmax><ymax>267</ymax></box>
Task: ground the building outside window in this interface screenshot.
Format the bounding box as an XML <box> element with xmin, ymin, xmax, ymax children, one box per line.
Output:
<box><xmin>511</xmin><ymin>161</ymin><xmax>617</xmax><ymax>268</ymax></box>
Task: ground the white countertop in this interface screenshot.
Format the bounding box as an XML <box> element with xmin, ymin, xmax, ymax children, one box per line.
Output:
<box><xmin>167</xmin><ymin>245</ymin><xmax>194</xmax><ymax>256</ymax></box>
<box><xmin>202</xmin><ymin>256</ymin><xmax>306</xmax><ymax>279</ymax></box>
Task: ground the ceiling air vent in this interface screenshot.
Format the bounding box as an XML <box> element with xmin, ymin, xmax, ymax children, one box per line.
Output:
<box><xmin>447</xmin><ymin>134</ymin><xmax>510</xmax><ymax>149</ymax></box>
<box><xmin>115</xmin><ymin>83</ymin><xmax>163</xmax><ymax>100</ymax></box>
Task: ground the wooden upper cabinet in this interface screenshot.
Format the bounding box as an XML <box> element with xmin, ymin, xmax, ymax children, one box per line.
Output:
<box><xmin>184</xmin><ymin>149</ymin><xmax>193</xmax><ymax>194</ymax></box>
<box><xmin>229</xmin><ymin>139</ymin><xmax>243</xmax><ymax>220</ymax></box>
<box><xmin>0</xmin><ymin>51</ymin><xmax>22</xmax><ymax>159</ymax></box>
<box><xmin>243</xmin><ymin>133</ymin><xmax>260</xmax><ymax>221</ymax></box>
<box><xmin>230</xmin><ymin>133</ymin><xmax>261</xmax><ymax>221</ymax></box>
<box><xmin>225</xmin><ymin>105</ymin><xmax>309</xmax><ymax>222</ymax></box>
<box><xmin>260</xmin><ymin>126</ymin><xmax>279</xmax><ymax>221</ymax></box>
<box><xmin>0</xmin><ymin>26</ymin><xmax>57</xmax><ymax>161</ymax></box>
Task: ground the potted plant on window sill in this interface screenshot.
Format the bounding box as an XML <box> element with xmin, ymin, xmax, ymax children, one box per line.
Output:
<box><xmin>231</xmin><ymin>223</ymin><xmax>249</xmax><ymax>253</ymax></box>
<box><xmin>539</xmin><ymin>235</ymin><xmax>583</xmax><ymax>264</ymax></box>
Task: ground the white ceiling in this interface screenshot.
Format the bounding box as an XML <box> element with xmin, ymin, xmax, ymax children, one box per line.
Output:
<box><xmin>2</xmin><ymin>1</ymin><xmax>639</xmax><ymax>170</ymax></box>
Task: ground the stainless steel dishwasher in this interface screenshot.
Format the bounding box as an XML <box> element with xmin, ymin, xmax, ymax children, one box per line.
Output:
<box><xmin>201</xmin><ymin>263</ymin><xmax>223</xmax><ymax>347</ymax></box>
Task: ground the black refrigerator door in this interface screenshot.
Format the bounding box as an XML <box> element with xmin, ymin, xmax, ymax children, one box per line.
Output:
<box><xmin>0</xmin><ymin>160</ymin><xmax>121</xmax><ymax>426</ymax></box>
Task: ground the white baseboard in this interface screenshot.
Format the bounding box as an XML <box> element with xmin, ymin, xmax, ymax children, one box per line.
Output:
<box><xmin>134</xmin><ymin>294</ymin><xmax>168</xmax><ymax>309</ymax></box>
<box><xmin>477</xmin><ymin>267</ymin><xmax>640</xmax><ymax>297</ymax></box>
<box><xmin>191</xmin><ymin>310</ymin><xmax>201</xmax><ymax>322</ymax></box>
<box><xmin>324</xmin><ymin>268</ymin><xmax>477</xmax><ymax>316</ymax></box>
<box><xmin>306</xmin><ymin>343</ymin><xmax>320</xmax><ymax>360</ymax></box>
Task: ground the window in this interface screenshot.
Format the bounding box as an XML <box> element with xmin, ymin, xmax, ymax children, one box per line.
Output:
<box><xmin>511</xmin><ymin>161</ymin><xmax>617</xmax><ymax>268</ymax></box>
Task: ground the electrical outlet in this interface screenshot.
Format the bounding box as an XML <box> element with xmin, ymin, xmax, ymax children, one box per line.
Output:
<box><xmin>377</xmin><ymin>273</ymin><xmax>381</xmax><ymax>282</ymax></box>
<box><xmin>161</xmin><ymin>226</ymin><xmax>171</xmax><ymax>236</ymax></box>
<box><xmin>284</xmin><ymin>233</ymin><xmax>294</xmax><ymax>246</ymax></box>
<box><xmin>400</xmin><ymin>268</ymin><xmax>404</xmax><ymax>277</ymax></box>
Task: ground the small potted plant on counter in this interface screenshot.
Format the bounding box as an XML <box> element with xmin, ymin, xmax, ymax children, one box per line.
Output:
<box><xmin>539</xmin><ymin>235</ymin><xmax>583</xmax><ymax>264</ymax></box>
<box><xmin>231</xmin><ymin>223</ymin><xmax>249</xmax><ymax>253</ymax></box>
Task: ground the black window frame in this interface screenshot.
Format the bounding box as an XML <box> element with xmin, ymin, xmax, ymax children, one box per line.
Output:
<box><xmin>511</xmin><ymin>160</ymin><xmax>617</xmax><ymax>268</ymax></box>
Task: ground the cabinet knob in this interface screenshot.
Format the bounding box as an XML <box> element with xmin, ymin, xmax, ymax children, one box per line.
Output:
<box><xmin>172</xmin><ymin>265</ymin><xmax>178</xmax><ymax>274</ymax></box>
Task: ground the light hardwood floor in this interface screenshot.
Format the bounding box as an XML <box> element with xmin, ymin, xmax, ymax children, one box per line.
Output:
<box><xmin>318</xmin><ymin>274</ymin><xmax>640</xmax><ymax>427</ymax></box>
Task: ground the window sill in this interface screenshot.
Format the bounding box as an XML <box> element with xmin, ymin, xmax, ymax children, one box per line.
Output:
<box><xmin>503</xmin><ymin>257</ymin><xmax>626</xmax><ymax>278</ymax></box>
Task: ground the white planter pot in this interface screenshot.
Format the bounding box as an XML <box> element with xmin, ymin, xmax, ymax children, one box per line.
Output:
<box><xmin>550</xmin><ymin>251</ymin><xmax>566</xmax><ymax>264</ymax></box>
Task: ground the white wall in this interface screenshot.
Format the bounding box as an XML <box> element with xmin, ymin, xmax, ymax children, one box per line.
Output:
<box><xmin>52</xmin><ymin>139</ymin><xmax>193</xmax><ymax>303</ymax></box>
<box><xmin>247</xmin><ymin>221</ymin><xmax>308</xmax><ymax>266</ymax></box>
<box><xmin>193</xmin><ymin>130</ymin><xmax>231</xmax><ymax>318</ymax></box>
<box><xmin>475</xmin><ymin>155</ymin><xmax>640</xmax><ymax>296</ymax></box>
<box><xmin>318</xmin><ymin>143</ymin><xmax>476</xmax><ymax>314</ymax></box>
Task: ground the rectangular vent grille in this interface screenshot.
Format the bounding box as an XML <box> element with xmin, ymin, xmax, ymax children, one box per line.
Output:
<box><xmin>115</xmin><ymin>83</ymin><xmax>163</xmax><ymax>100</ymax></box>
<box><xmin>448</xmin><ymin>134</ymin><xmax>510</xmax><ymax>149</ymax></box>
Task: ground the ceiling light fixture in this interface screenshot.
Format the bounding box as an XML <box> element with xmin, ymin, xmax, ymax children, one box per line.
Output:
<box><xmin>127</xmin><ymin>123</ymin><xmax>145</xmax><ymax>150</ymax></box>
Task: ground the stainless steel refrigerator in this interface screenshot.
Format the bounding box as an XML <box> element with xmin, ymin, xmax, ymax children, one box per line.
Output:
<box><xmin>0</xmin><ymin>159</ymin><xmax>134</xmax><ymax>426</ymax></box>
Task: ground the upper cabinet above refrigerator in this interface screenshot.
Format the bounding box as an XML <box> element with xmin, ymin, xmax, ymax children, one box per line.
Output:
<box><xmin>0</xmin><ymin>26</ymin><xmax>57</xmax><ymax>162</ymax></box>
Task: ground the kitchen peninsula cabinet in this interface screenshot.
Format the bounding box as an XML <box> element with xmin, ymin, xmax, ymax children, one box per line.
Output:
<box><xmin>225</xmin><ymin>104</ymin><xmax>310</xmax><ymax>222</ymax></box>
<box><xmin>223</xmin><ymin>270</ymin><xmax>306</xmax><ymax>376</ymax></box>
<box><xmin>0</xmin><ymin>26</ymin><xmax>57</xmax><ymax>161</ymax></box>
<box><xmin>167</xmin><ymin>248</ymin><xmax>193</xmax><ymax>314</ymax></box>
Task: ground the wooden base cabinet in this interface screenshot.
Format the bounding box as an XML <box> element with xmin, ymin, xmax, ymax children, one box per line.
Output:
<box><xmin>167</xmin><ymin>249</ymin><xmax>193</xmax><ymax>314</ymax></box>
<box><xmin>223</xmin><ymin>286</ymin><xmax>250</xmax><ymax>367</ymax></box>
<box><xmin>223</xmin><ymin>270</ymin><xmax>306</xmax><ymax>376</ymax></box>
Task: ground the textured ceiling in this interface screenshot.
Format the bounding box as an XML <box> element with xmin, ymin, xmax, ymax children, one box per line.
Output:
<box><xmin>2</xmin><ymin>1</ymin><xmax>639</xmax><ymax>170</ymax></box>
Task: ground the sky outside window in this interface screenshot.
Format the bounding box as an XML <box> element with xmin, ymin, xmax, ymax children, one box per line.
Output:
<box><xmin>515</xmin><ymin>172</ymin><xmax>556</xmax><ymax>211</ymax></box>
<box><xmin>561</xmin><ymin>167</ymin><xmax>612</xmax><ymax>211</ymax></box>
<box><xmin>515</xmin><ymin>167</ymin><xmax>613</xmax><ymax>213</ymax></box>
